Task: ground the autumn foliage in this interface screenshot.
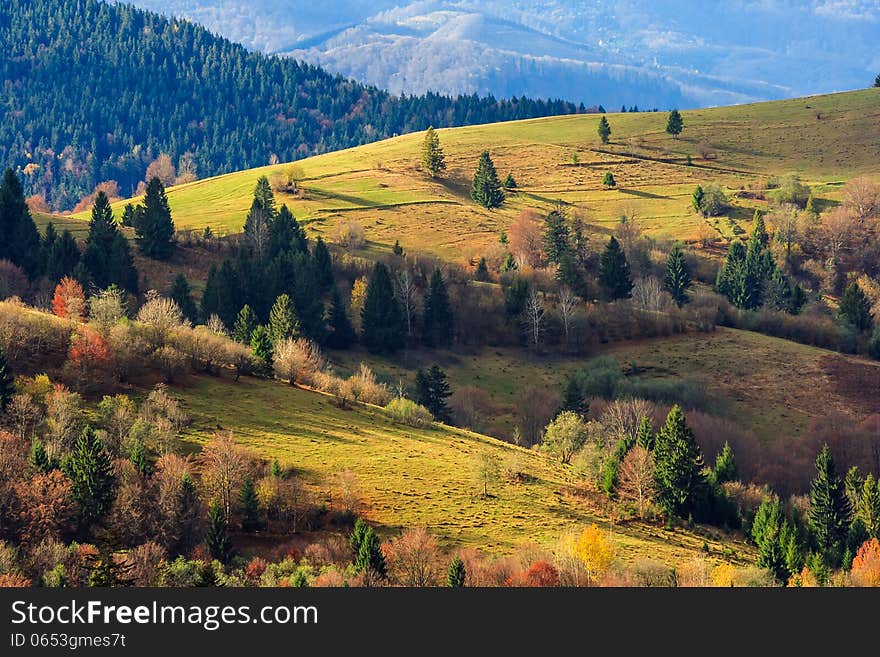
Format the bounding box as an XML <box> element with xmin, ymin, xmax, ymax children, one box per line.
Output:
<box><xmin>68</xmin><ymin>329</ymin><xmax>111</xmax><ymax>371</ymax></box>
<box><xmin>52</xmin><ymin>277</ymin><xmax>86</xmax><ymax>321</ymax></box>
<box><xmin>850</xmin><ymin>538</ymin><xmax>880</xmax><ymax>587</ymax></box>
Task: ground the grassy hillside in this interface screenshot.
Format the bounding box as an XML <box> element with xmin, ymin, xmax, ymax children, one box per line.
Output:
<box><xmin>171</xmin><ymin>374</ymin><xmax>752</xmax><ymax>566</ymax></box>
<box><xmin>74</xmin><ymin>88</ymin><xmax>880</xmax><ymax>261</ymax></box>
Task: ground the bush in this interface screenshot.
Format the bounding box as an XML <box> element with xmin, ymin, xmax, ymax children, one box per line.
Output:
<box><xmin>347</xmin><ymin>364</ymin><xmax>392</xmax><ymax>406</ymax></box>
<box><xmin>384</xmin><ymin>398</ymin><xmax>433</xmax><ymax>428</ymax></box>
<box><xmin>770</xmin><ymin>175</ymin><xmax>811</xmax><ymax>208</ymax></box>
<box><xmin>273</xmin><ymin>338</ymin><xmax>326</xmax><ymax>387</ymax></box>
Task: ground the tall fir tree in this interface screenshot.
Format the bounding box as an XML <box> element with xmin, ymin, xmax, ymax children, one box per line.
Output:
<box><xmin>268</xmin><ymin>294</ymin><xmax>300</xmax><ymax>346</ymax></box>
<box><xmin>447</xmin><ymin>557</ymin><xmax>466</xmax><ymax>587</ymax></box>
<box><xmin>470</xmin><ymin>151</ymin><xmax>504</xmax><ymax>209</ymax></box>
<box><xmin>169</xmin><ymin>273</ymin><xmax>198</xmax><ymax>323</ymax></box>
<box><xmin>361</xmin><ymin>262</ymin><xmax>405</xmax><ymax>354</ymax></box>
<box><xmin>474</xmin><ymin>257</ymin><xmax>490</xmax><ymax>282</ymax></box>
<box><xmin>597</xmin><ymin>115</ymin><xmax>611</xmax><ymax>144</ymax></box>
<box><xmin>232</xmin><ymin>304</ymin><xmax>258</xmax><ymax>345</ymax></box>
<box><xmin>422</xmin><ymin>269</ymin><xmax>454</xmax><ymax>348</ymax></box>
<box><xmin>712</xmin><ymin>442</ymin><xmax>738</xmax><ymax>484</ymax></box>
<box><xmin>664</xmin><ymin>242</ymin><xmax>692</xmax><ymax>306</ymax></box>
<box><xmin>0</xmin><ymin>168</ymin><xmax>42</xmax><ymax>277</ymax></box>
<box><xmin>63</xmin><ymin>427</ymin><xmax>117</xmax><ymax>533</ymax></box>
<box><xmin>652</xmin><ymin>405</ymin><xmax>704</xmax><ymax>517</ymax></box>
<box><xmin>415</xmin><ymin>366</ymin><xmax>452</xmax><ymax>423</ymax></box>
<box><xmin>30</xmin><ymin>438</ymin><xmax>52</xmax><ymax>473</ymax></box>
<box><xmin>752</xmin><ymin>498</ymin><xmax>787</xmax><ymax>582</ymax></box>
<box><xmin>808</xmin><ymin>444</ymin><xmax>853</xmax><ymax>568</ymax></box>
<box><xmin>0</xmin><ymin>346</ymin><xmax>13</xmax><ymax>415</ymax></box>
<box><xmin>635</xmin><ymin>415</ymin><xmax>654</xmax><ymax>451</ymax></box>
<box><xmin>560</xmin><ymin>376</ymin><xmax>587</xmax><ymax>417</ymax></box>
<box><xmin>555</xmin><ymin>249</ymin><xmax>586</xmax><ymax>296</ymax></box>
<box><xmin>666</xmin><ymin>109</ymin><xmax>684</xmax><ymax>138</ymax></box>
<box><xmin>312</xmin><ymin>237</ymin><xmax>334</xmax><ymax>294</ymax></box>
<box><xmin>543</xmin><ymin>210</ymin><xmax>571</xmax><ymax>265</ymax></box>
<box><xmin>354</xmin><ymin>526</ymin><xmax>387</xmax><ymax>580</ymax></box>
<box><xmin>250</xmin><ymin>325</ymin><xmax>274</xmax><ymax>374</ymax></box>
<box><xmin>325</xmin><ymin>286</ymin><xmax>356</xmax><ymax>349</ymax></box>
<box><xmin>205</xmin><ymin>501</ymin><xmax>233</xmax><ymax>563</ymax></box>
<box><xmin>691</xmin><ymin>185</ymin><xmax>705</xmax><ymax>215</ymax></box>
<box><xmin>598</xmin><ymin>236</ymin><xmax>633</xmax><ymax>300</ymax></box>
<box><xmin>201</xmin><ymin>260</ymin><xmax>241</xmax><ymax>329</ymax></box>
<box><xmin>84</xmin><ymin>192</ymin><xmax>138</xmax><ymax>292</ymax></box>
<box><xmin>44</xmin><ymin>226</ymin><xmax>81</xmax><ymax>284</ymax></box>
<box><xmin>268</xmin><ymin>205</ymin><xmax>307</xmax><ymax>259</ymax></box>
<box><xmin>856</xmin><ymin>474</ymin><xmax>880</xmax><ymax>538</ymax></box>
<box><xmin>838</xmin><ymin>281</ymin><xmax>873</xmax><ymax>332</ymax></box>
<box><xmin>136</xmin><ymin>177</ymin><xmax>175</xmax><ymax>260</ymax></box>
<box><xmin>421</xmin><ymin>126</ymin><xmax>446</xmax><ymax>177</ymax></box>
<box><xmin>240</xmin><ymin>476</ymin><xmax>261</xmax><ymax>532</ymax></box>
<box><xmin>253</xmin><ymin>175</ymin><xmax>276</xmax><ymax>217</ymax></box>
<box><xmin>715</xmin><ymin>240</ymin><xmax>746</xmax><ymax>300</ymax></box>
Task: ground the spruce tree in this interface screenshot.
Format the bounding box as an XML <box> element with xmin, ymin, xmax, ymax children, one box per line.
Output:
<box><xmin>474</xmin><ymin>257</ymin><xmax>490</xmax><ymax>282</ymax></box>
<box><xmin>692</xmin><ymin>186</ymin><xmax>705</xmax><ymax>215</ymax></box>
<box><xmin>503</xmin><ymin>172</ymin><xmax>517</xmax><ymax>190</ymax></box>
<box><xmin>838</xmin><ymin>281</ymin><xmax>873</xmax><ymax>332</ymax></box>
<box><xmin>354</xmin><ymin>526</ymin><xmax>387</xmax><ymax>579</ymax></box>
<box><xmin>361</xmin><ymin>262</ymin><xmax>405</xmax><ymax>354</ymax></box>
<box><xmin>253</xmin><ymin>175</ymin><xmax>276</xmax><ymax>217</ymax></box>
<box><xmin>30</xmin><ymin>438</ymin><xmax>52</xmax><ymax>473</ymax></box>
<box><xmin>84</xmin><ymin>192</ymin><xmax>138</xmax><ymax>292</ymax></box>
<box><xmin>136</xmin><ymin>177</ymin><xmax>175</xmax><ymax>260</ymax></box>
<box><xmin>201</xmin><ymin>260</ymin><xmax>241</xmax><ymax>329</ymax></box>
<box><xmin>664</xmin><ymin>243</ymin><xmax>691</xmax><ymax>306</ymax></box>
<box><xmin>325</xmin><ymin>286</ymin><xmax>356</xmax><ymax>349</ymax></box>
<box><xmin>421</xmin><ymin>126</ymin><xmax>446</xmax><ymax>178</ymax></box>
<box><xmin>63</xmin><ymin>427</ymin><xmax>117</xmax><ymax>532</ymax></box>
<box><xmin>312</xmin><ymin>237</ymin><xmax>334</xmax><ymax>293</ymax></box>
<box><xmin>0</xmin><ymin>346</ymin><xmax>13</xmax><ymax>415</ymax></box>
<box><xmin>422</xmin><ymin>269</ymin><xmax>454</xmax><ymax>348</ymax></box>
<box><xmin>232</xmin><ymin>305</ymin><xmax>258</xmax><ymax>345</ymax></box>
<box><xmin>268</xmin><ymin>294</ymin><xmax>300</xmax><ymax>345</ymax></box>
<box><xmin>470</xmin><ymin>151</ymin><xmax>504</xmax><ymax>209</ymax></box>
<box><xmin>349</xmin><ymin>518</ymin><xmax>369</xmax><ymax>555</ymax></box>
<box><xmin>170</xmin><ymin>273</ymin><xmax>198</xmax><ymax>323</ymax></box>
<box><xmin>652</xmin><ymin>405</ymin><xmax>704</xmax><ymax>517</ymax></box>
<box><xmin>243</xmin><ymin>199</ymin><xmax>270</xmax><ymax>258</ymax></box>
<box><xmin>250</xmin><ymin>325</ymin><xmax>274</xmax><ymax>374</ymax></box>
<box><xmin>752</xmin><ymin>498</ymin><xmax>787</xmax><ymax>582</ymax></box>
<box><xmin>635</xmin><ymin>415</ymin><xmax>654</xmax><ymax>451</ymax></box>
<box><xmin>712</xmin><ymin>442</ymin><xmax>738</xmax><ymax>484</ymax></box>
<box><xmin>268</xmin><ymin>205</ymin><xmax>308</xmax><ymax>259</ymax></box>
<box><xmin>602</xmin><ymin>171</ymin><xmax>616</xmax><ymax>188</ymax></box>
<box><xmin>205</xmin><ymin>501</ymin><xmax>233</xmax><ymax>563</ymax></box>
<box><xmin>447</xmin><ymin>557</ymin><xmax>466</xmax><ymax>587</ymax></box>
<box><xmin>240</xmin><ymin>476</ymin><xmax>261</xmax><ymax>532</ymax></box>
<box><xmin>0</xmin><ymin>168</ymin><xmax>42</xmax><ymax>277</ymax></box>
<box><xmin>415</xmin><ymin>366</ymin><xmax>452</xmax><ymax>423</ymax></box>
<box><xmin>666</xmin><ymin>109</ymin><xmax>684</xmax><ymax>138</ymax></box>
<box><xmin>804</xmin><ymin>193</ymin><xmax>819</xmax><ymax>218</ymax></box>
<box><xmin>129</xmin><ymin>440</ymin><xmax>152</xmax><ymax>478</ymax></box>
<box><xmin>716</xmin><ymin>240</ymin><xmax>746</xmax><ymax>300</ymax></box>
<box><xmin>856</xmin><ymin>474</ymin><xmax>880</xmax><ymax>538</ymax></box>
<box><xmin>45</xmin><ymin>228</ymin><xmax>82</xmax><ymax>284</ymax></box>
<box><xmin>597</xmin><ymin>115</ymin><xmax>611</xmax><ymax>144</ymax></box>
<box><xmin>598</xmin><ymin>236</ymin><xmax>633</xmax><ymax>300</ymax></box>
<box><xmin>809</xmin><ymin>444</ymin><xmax>853</xmax><ymax>568</ymax></box>
<box><xmin>543</xmin><ymin>210</ymin><xmax>571</xmax><ymax>265</ymax></box>
<box><xmin>560</xmin><ymin>376</ymin><xmax>587</xmax><ymax>416</ymax></box>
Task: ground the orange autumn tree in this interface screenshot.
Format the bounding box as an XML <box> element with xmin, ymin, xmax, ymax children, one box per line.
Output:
<box><xmin>52</xmin><ymin>277</ymin><xmax>86</xmax><ymax>321</ymax></box>
<box><xmin>851</xmin><ymin>538</ymin><xmax>880</xmax><ymax>587</ymax></box>
<box><xmin>68</xmin><ymin>328</ymin><xmax>111</xmax><ymax>374</ymax></box>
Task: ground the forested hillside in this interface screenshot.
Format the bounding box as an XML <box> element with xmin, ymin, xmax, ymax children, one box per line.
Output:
<box><xmin>0</xmin><ymin>0</ymin><xmax>581</xmax><ymax>210</ymax></box>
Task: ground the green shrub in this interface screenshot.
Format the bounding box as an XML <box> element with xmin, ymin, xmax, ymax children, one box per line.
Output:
<box><xmin>384</xmin><ymin>398</ymin><xmax>434</xmax><ymax>428</ymax></box>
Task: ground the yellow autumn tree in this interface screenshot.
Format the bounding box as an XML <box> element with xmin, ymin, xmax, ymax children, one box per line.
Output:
<box><xmin>575</xmin><ymin>524</ymin><xmax>615</xmax><ymax>584</ymax></box>
<box><xmin>710</xmin><ymin>563</ymin><xmax>736</xmax><ymax>587</ymax></box>
<box><xmin>350</xmin><ymin>276</ymin><xmax>369</xmax><ymax>332</ymax></box>
<box><xmin>851</xmin><ymin>538</ymin><xmax>880</xmax><ymax>587</ymax></box>
<box><xmin>787</xmin><ymin>566</ymin><xmax>820</xmax><ymax>588</ymax></box>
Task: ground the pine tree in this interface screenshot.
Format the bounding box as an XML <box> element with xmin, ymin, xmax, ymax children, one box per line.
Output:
<box><xmin>45</xmin><ymin>227</ymin><xmax>82</xmax><ymax>284</ymax></box>
<box><xmin>325</xmin><ymin>287</ymin><xmax>356</xmax><ymax>349</ymax></box>
<box><xmin>446</xmin><ymin>556</ymin><xmax>466</xmax><ymax>587</ymax></box>
<box><xmin>635</xmin><ymin>415</ymin><xmax>654</xmax><ymax>451</ymax></box>
<box><xmin>201</xmin><ymin>260</ymin><xmax>242</xmax><ymax>330</ymax></box>
<box><xmin>354</xmin><ymin>526</ymin><xmax>387</xmax><ymax>580</ymax></box>
<box><xmin>501</xmin><ymin>252</ymin><xmax>517</xmax><ymax>272</ymax></box>
<box><xmin>421</xmin><ymin>126</ymin><xmax>446</xmax><ymax>177</ymax></box>
<box><xmin>808</xmin><ymin>444</ymin><xmax>853</xmax><ymax>568</ymax></box>
<box><xmin>597</xmin><ymin>115</ymin><xmax>611</xmax><ymax>144</ymax></box>
<box><xmin>268</xmin><ymin>294</ymin><xmax>300</xmax><ymax>345</ymax></box>
<box><xmin>349</xmin><ymin>518</ymin><xmax>369</xmax><ymax>555</ymax></box>
<box><xmin>602</xmin><ymin>171</ymin><xmax>616</xmax><ymax>188</ymax></box>
<box><xmin>63</xmin><ymin>427</ymin><xmax>117</xmax><ymax>532</ymax></box>
<box><xmin>555</xmin><ymin>249</ymin><xmax>586</xmax><ymax>296</ymax></box>
<box><xmin>312</xmin><ymin>237</ymin><xmax>334</xmax><ymax>294</ymax></box>
<box><xmin>598</xmin><ymin>236</ymin><xmax>633</xmax><ymax>300</ymax></box>
<box><xmin>30</xmin><ymin>438</ymin><xmax>52</xmax><ymax>473</ymax></box>
<box><xmin>838</xmin><ymin>281</ymin><xmax>873</xmax><ymax>332</ymax></box>
<box><xmin>205</xmin><ymin>501</ymin><xmax>233</xmax><ymax>563</ymax></box>
<box><xmin>474</xmin><ymin>257</ymin><xmax>490</xmax><ymax>282</ymax></box>
<box><xmin>268</xmin><ymin>205</ymin><xmax>307</xmax><ymax>259</ymax></box>
<box><xmin>0</xmin><ymin>168</ymin><xmax>42</xmax><ymax>277</ymax></box>
<box><xmin>752</xmin><ymin>498</ymin><xmax>787</xmax><ymax>582</ymax></box>
<box><xmin>415</xmin><ymin>366</ymin><xmax>452</xmax><ymax>423</ymax></box>
<box><xmin>652</xmin><ymin>405</ymin><xmax>704</xmax><ymax>517</ymax></box>
<box><xmin>666</xmin><ymin>109</ymin><xmax>684</xmax><ymax>138</ymax></box>
<box><xmin>250</xmin><ymin>325</ymin><xmax>274</xmax><ymax>374</ymax></box>
<box><xmin>712</xmin><ymin>442</ymin><xmax>738</xmax><ymax>484</ymax></box>
<box><xmin>84</xmin><ymin>192</ymin><xmax>138</xmax><ymax>292</ymax></box>
<box><xmin>715</xmin><ymin>241</ymin><xmax>746</xmax><ymax>299</ymax></box>
<box><xmin>232</xmin><ymin>305</ymin><xmax>258</xmax><ymax>344</ymax></box>
<box><xmin>271</xmin><ymin>458</ymin><xmax>283</xmax><ymax>479</ymax></box>
<box><xmin>0</xmin><ymin>346</ymin><xmax>13</xmax><ymax>415</ymax></box>
<box><xmin>129</xmin><ymin>440</ymin><xmax>152</xmax><ymax>478</ymax></box>
<box><xmin>470</xmin><ymin>151</ymin><xmax>504</xmax><ymax>209</ymax></box>
<box><xmin>780</xmin><ymin>519</ymin><xmax>805</xmax><ymax>577</ymax></box>
<box><xmin>240</xmin><ymin>476</ymin><xmax>261</xmax><ymax>532</ymax></box>
<box><xmin>856</xmin><ymin>473</ymin><xmax>880</xmax><ymax>538</ymax></box>
<box><xmin>422</xmin><ymin>269</ymin><xmax>454</xmax><ymax>348</ymax></box>
<box><xmin>560</xmin><ymin>376</ymin><xmax>587</xmax><ymax>416</ymax></box>
<box><xmin>503</xmin><ymin>172</ymin><xmax>517</xmax><ymax>189</ymax></box>
<box><xmin>664</xmin><ymin>242</ymin><xmax>692</xmax><ymax>307</ymax></box>
<box><xmin>253</xmin><ymin>175</ymin><xmax>276</xmax><ymax>217</ymax></box>
<box><xmin>751</xmin><ymin>211</ymin><xmax>769</xmax><ymax>249</ymax></box>
<box><xmin>692</xmin><ymin>185</ymin><xmax>705</xmax><ymax>215</ymax></box>
<box><xmin>136</xmin><ymin>177</ymin><xmax>175</xmax><ymax>260</ymax></box>
<box><xmin>361</xmin><ymin>262</ymin><xmax>405</xmax><ymax>354</ymax></box>
<box><xmin>543</xmin><ymin>210</ymin><xmax>571</xmax><ymax>265</ymax></box>
<box><xmin>169</xmin><ymin>274</ymin><xmax>198</xmax><ymax>323</ymax></box>
<box><xmin>243</xmin><ymin>199</ymin><xmax>270</xmax><ymax>259</ymax></box>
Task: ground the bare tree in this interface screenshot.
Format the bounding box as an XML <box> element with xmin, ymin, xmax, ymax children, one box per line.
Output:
<box><xmin>617</xmin><ymin>445</ymin><xmax>656</xmax><ymax>518</ymax></box>
<box><xmin>244</xmin><ymin>205</ymin><xmax>270</xmax><ymax>260</ymax></box>
<box><xmin>395</xmin><ymin>269</ymin><xmax>418</xmax><ymax>339</ymax></box>
<box><xmin>771</xmin><ymin>207</ymin><xmax>800</xmax><ymax>268</ymax></box>
<box><xmin>821</xmin><ymin>207</ymin><xmax>859</xmax><ymax>274</ymax></box>
<box><xmin>630</xmin><ymin>277</ymin><xmax>668</xmax><ymax>312</ymax></box>
<box><xmin>198</xmin><ymin>431</ymin><xmax>255</xmax><ymax>518</ymax></box>
<box><xmin>385</xmin><ymin>527</ymin><xmax>441</xmax><ymax>586</ymax></box>
<box><xmin>522</xmin><ymin>289</ymin><xmax>546</xmax><ymax>348</ymax></box>
<box><xmin>557</xmin><ymin>286</ymin><xmax>577</xmax><ymax>342</ymax></box>
<box><xmin>508</xmin><ymin>210</ymin><xmax>545</xmax><ymax>268</ymax></box>
<box><xmin>600</xmin><ymin>399</ymin><xmax>655</xmax><ymax>445</ymax></box>
<box><xmin>841</xmin><ymin>176</ymin><xmax>880</xmax><ymax>222</ymax></box>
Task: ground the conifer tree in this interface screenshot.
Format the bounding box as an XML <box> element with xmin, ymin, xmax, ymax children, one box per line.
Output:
<box><xmin>666</xmin><ymin>109</ymin><xmax>684</xmax><ymax>138</ymax></box>
<box><xmin>243</xmin><ymin>199</ymin><xmax>270</xmax><ymax>259</ymax></box>
<box><xmin>715</xmin><ymin>240</ymin><xmax>746</xmax><ymax>299</ymax></box>
<box><xmin>804</xmin><ymin>193</ymin><xmax>819</xmax><ymax>218</ymax></box>
<box><xmin>503</xmin><ymin>173</ymin><xmax>517</xmax><ymax>190</ymax></box>
<box><xmin>250</xmin><ymin>325</ymin><xmax>274</xmax><ymax>374</ymax></box>
<box><xmin>543</xmin><ymin>210</ymin><xmax>571</xmax><ymax>265</ymax></box>
<box><xmin>253</xmin><ymin>175</ymin><xmax>276</xmax><ymax>217</ymax></box>
<box><xmin>0</xmin><ymin>168</ymin><xmax>42</xmax><ymax>277</ymax></box>
<box><xmin>0</xmin><ymin>346</ymin><xmax>13</xmax><ymax>415</ymax></box>
<box><xmin>635</xmin><ymin>415</ymin><xmax>654</xmax><ymax>451</ymax></box>
<box><xmin>354</xmin><ymin>526</ymin><xmax>387</xmax><ymax>580</ymax></box>
<box><xmin>712</xmin><ymin>441</ymin><xmax>738</xmax><ymax>484</ymax></box>
<box><xmin>664</xmin><ymin>242</ymin><xmax>691</xmax><ymax>306</ymax></box>
<box><xmin>602</xmin><ymin>171</ymin><xmax>616</xmax><ymax>188</ymax></box>
<box><xmin>325</xmin><ymin>287</ymin><xmax>356</xmax><ymax>349</ymax></box>
<box><xmin>268</xmin><ymin>205</ymin><xmax>307</xmax><ymax>259</ymax></box>
<box><xmin>421</xmin><ymin>126</ymin><xmax>446</xmax><ymax>178</ymax></box>
<box><xmin>268</xmin><ymin>294</ymin><xmax>300</xmax><ymax>345</ymax></box>
<box><xmin>415</xmin><ymin>366</ymin><xmax>452</xmax><ymax>423</ymax></box>
<box><xmin>856</xmin><ymin>474</ymin><xmax>880</xmax><ymax>538</ymax></box>
<box><xmin>136</xmin><ymin>177</ymin><xmax>175</xmax><ymax>260</ymax></box>
<box><xmin>45</xmin><ymin>227</ymin><xmax>82</xmax><ymax>284</ymax></box>
<box><xmin>652</xmin><ymin>405</ymin><xmax>704</xmax><ymax>517</ymax></box>
<box><xmin>560</xmin><ymin>376</ymin><xmax>587</xmax><ymax>416</ymax></box>
<box><xmin>447</xmin><ymin>557</ymin><xmax>466</xmax><ymax>587</ymax></box>
<box><xmin>598</xmin><ymin>236</ymin><xmax>633</xmax><ymax>300</ymax></box>
<box><xmin>422</xmin><ymin>269</ymin><xmax>454</xmax><ymax>348</ymax></box>
<box><xmin>361</xmin><ymin>262</ymin><xmax>405</xmax><ymax>354</ymax></box>
<box><xmin>129</xmin><ymin>440</ymin><xmax>152</xmax><ymax>478</ymax></box>
<box><xmin>474</xmin><ymin>257</ymin><xmax>490</xmax><ymax>282</ymax></box>
<box><xmin>752</xmin><ymin>498</ymin><xmax>787</xmax><ymax>582</ymax></box>
<box><xmin>808</xmin><ymin>444</ymin><xmax>853</xmax><ymax>567</ymax></box>
<box><xmin>692</xmin><ymin>185</ymin><xmax>705</xmax><ymax>215</ymax></box>
<box><xmin>232</xmin><ymin>305</ymin><xmax>258</xmax><ymax>345</ymax></box>
<box><xmin>312</xmin><ymin>237</ymin><xmax>334</xmax><ymax>294</ymax></box>
<box><xmin>470</xmin><ymin>151</ymin><xmax>504</xmax><ymax>209</ymax></box>
<box><xmin>201</xmin><ymin>261</ymin><xmax>241</xmax><ymax>329</ymax></box>
<box><xmin>30</xmin><ymin>438</ymin><xmax>52</xmax><ymax>473</ymax></box>
<box><xmin>597</xmin><ymin>115</ymin><xmax>611</xmax><ymax>144</ymax></box>
<box><xmin>838</xmin><ymin>281</ymin><xmax>873</xmax><ymax>332</ymax></box>
<box><xmin>205</xmin><ymin>501</ymin><xmax>233</xmax><ymax>563</ymax></box>
<box><xmin>84</xmin><ymin>192</ymin><xmax>138</xmax><ymax>292</ymax></box>
<box><xmin>63</xmin><ymin>427</ymin><xmax>117</xmax><ymax>532</ymax></box>
<box><xmin>169</xmin><ymin>273</ymin><xmax>198</xmax><ymax>323</ymax></box>
<box><xmin>555</xmin><ymin>249</ymin><xmax>586</xmax><ymax>297</ymax></box>
<box><xmin>240</xmin><ymin>476</ymin><xmax>261</xmax><ymax>532</ymax></box>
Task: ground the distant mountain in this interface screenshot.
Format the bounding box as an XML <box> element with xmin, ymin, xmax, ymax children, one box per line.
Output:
<box><xmin>134</xmin><ymin>0</ymin><xmax>880</xmax><ymax>107</ymax></box>
<box><xmin>0</xmin><ymin>0</ymin><xmax>580</xmax><ymax>210</ymax></box>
